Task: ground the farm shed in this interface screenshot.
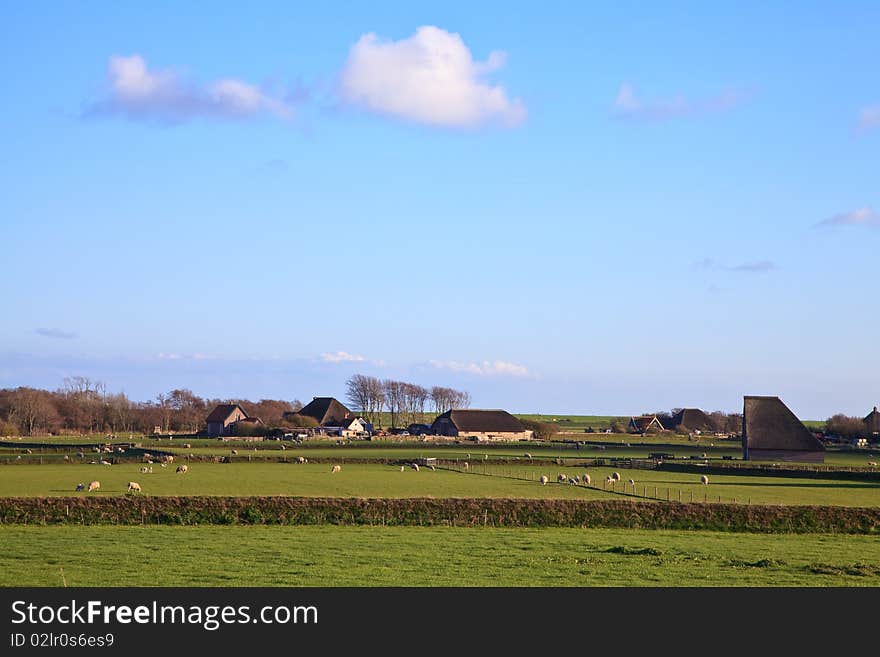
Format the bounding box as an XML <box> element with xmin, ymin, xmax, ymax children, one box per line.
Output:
<box><xmin>864</xmin><ymin>406</ymin><xmax>880</xmax><ymax>435</ymax></box>
<box><xmin>628</xmin><ymin>415</ymin><xmax>665</xmax><ymax>433</ymax></box>
<box><xmin>742</xmin><ymin>396</ymin><xmax>825</xmax><ymax>463</ymax></box>
<box><xmin>668</xmin><ymin>408</ymin><xmax>715</xmax><ymax>433</ymax></box>
<box><xmin>431</xmin><ymin>409</ymin><xmax>533</xmax><ymax>442</ymax></box>
<box><xmin>322</xmin><ymin>416</ymin><xmax>372</xmax><ymax>439</ymax></box>
<box><xmin>205</xmin><ymin>404</ymin><xmax>249</xmax><ymax>438</ymax></box>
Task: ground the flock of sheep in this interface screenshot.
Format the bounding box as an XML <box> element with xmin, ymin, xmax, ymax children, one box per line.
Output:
<box><xmin>73</xmin><ymin>460</ymin><xmax>190</xmax><ymax>495</ymax></box>
<box><xmin>539</xmin><ymin>470</ymin><xmax>710</xmax><ymax>488</ymax></box>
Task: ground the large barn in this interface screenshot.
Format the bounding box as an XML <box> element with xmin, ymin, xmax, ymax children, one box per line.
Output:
<box><xmin>431</xmin><ymin>409</ymin><xmax>532</xmax><ymax>441</ymax></box>
<box><xmin>288</xmin><ymin>397</ymin><xmax>353</xmax><ymax>426</ymax></box>
<box><xmin>864</xmin><ymin>406</ymin><xmax>880</xmax><ymax>435</ymax></box>
<box><xmin>669</xmin><ymin>408</ymin><xmax>716</xmax><ymax>433</ymax></box>
<box><xmin>742</xmin><ymin>396</ymin><xmax>825</xmax><ymax>463</ymax></box>
<box><xmin>205</xmin><ymin>404</ymin><xmax>248</xmax><ymax>438</ymax></box>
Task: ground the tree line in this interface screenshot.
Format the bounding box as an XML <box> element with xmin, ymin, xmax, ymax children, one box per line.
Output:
<box><xmin>0</xmin><ymin>377</ymin><xmax>303</xmax><ymax>437</ymax></box>
<box><xmin>345</xmin><ymin>374</ymin><xmax>471</xmax><ymax>428</ymax></box>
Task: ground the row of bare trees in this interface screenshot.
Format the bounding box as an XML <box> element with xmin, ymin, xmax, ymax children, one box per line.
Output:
<box><xmin>0</xmin><ymin>377</ymin><xmax>303</xmax><ymax>437</ymax></box>
<box><xmin>345</xmin><ymin>374</ymin><xmax>471</xmax><ymax>428</ymax></box>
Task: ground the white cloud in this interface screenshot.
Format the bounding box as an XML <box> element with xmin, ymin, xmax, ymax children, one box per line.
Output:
<box><xmin>339</xmin><ymin>26</ymin><xmax>526</xmax><ymax>128</ymax></box>
<box><xmin>613</xmin><ymin>83</ymin><xmax>745</xmax><ymax>121</ymax></box>
<box><xmin>818</xmin><ymin>206</ymin><xmax>880</xmax><ymax>227</ymax></box>
<box><xmin>89</xmin><ymin>55</ymin><xmax>295</xmax><ymax>122</ymax></box>
<box><xmin>321</xmin><ymin>351</ymin><xmax>367</xmax><ymax>364</ymax></box>
<box><xmin>429</xmin><ymin>359</ymin><xmax>529</xmax><ymax>377</ymax></box>
<box><xmin>858</xmin><ymin>105</ymin><xmax>880</xmax><ymax>132</ymax></box>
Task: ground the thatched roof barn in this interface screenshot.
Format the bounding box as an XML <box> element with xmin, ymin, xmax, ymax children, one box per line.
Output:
<box><xmin>628</xmin><ymin>415</ymin><xmax>665</xmax><ymax>433</ymax></box>
<box><xmin>431</xmin><ymin>409</ymin><xmax>532</xmax><ymax>441</ymax></box>
<box><xmin>864</xmin><ymin>406</ymin><xmax>880</xmax><ymax>435</ymax></box>
<box><xmin>669</xmin><ymin>408</ymin><xmax>715</xmax><ymax>433</ymax></box>
<box><xmin>742</xmin><ymin>396</ymin><xmax>825</xmax><ymax>462</ymax></box>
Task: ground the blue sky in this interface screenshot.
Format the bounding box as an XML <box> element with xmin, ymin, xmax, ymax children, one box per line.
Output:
<box><xmin>1</xmin><ymin>2</ymin><xmax>878</xmax><ymax>418</ymax></box>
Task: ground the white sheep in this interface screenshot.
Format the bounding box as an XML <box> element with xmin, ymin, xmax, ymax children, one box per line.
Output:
<box><xmin>160</xmin><ymin>463</ymin><xmax>167</xmax><ymax>468</ymax></box>
<box><xmin>330</xmin><ymin>464</ymin><xmax>341</xmax><ymax>473</ymax></box>
<box><xmin>176</xmin><ymin>464</ymin><xmax>188</xmax><ymax>474</ymax></box>
<box><xmin>611</xmin><ymin>472</ymin><xmax>621</xmax><ymax>482</ymax></box>
<box><xmin>524</xmin><ymin>453</ymin><xmax>532</xmax><ymax>459</ymax></box>
<box><xmin>296</xmin><ymin>456</ymin><xmax>306</xmax><ymax>464</ymax></box>
<box><xmin>88</xmin><ymin>481</ymin><xmax>100</xmax><ymax>492</ymax></box>
<box><xmin>628</xmin><ymin>479</ymin><xmax>636</xmax><ymax>487</ymax></box>
<box><xmin>582</xmin><ymin>474</ymin><xmax>591</xmax><ymax>485</ymax></box>
<box><xmin>400</xmin><ymin>466</ymin><xmax>405</xmax><ymax>472</ymax></box>
<box><xmin>99</xmin><ymin>460</ymin><xmax>111</xmax><ymax>466</ymax></box>
<box><xmin>540</xmin><ymin>475</ymin><xmax>549</xmax><ymax>486</ymax></box>
<box><xmin>127</xmin><ymin>481</ymin><xmax>142</xmax><ymax>493</ymax></box>
<box><xmin>428</xmin><ymin>465</ymin><xmax>436</xmax><ymax>471</ymax></box>
<box><xmin>462</xmin><ymin>462</ymin><xmax>469</xmax><ymax>470</ymax></box>
<box><xmin>605</xmin><ymin>476</ymin><xmax>614</xmax><ymax>485</ymax></box>
<box><xmin>700</xmin><ymin>475</ymin><xmax>709</xmax><ymax>485</ymax></box>
<box><xmin>572</xmin><ymin>475</ymin><xmax>581</xmax><ymax>484</ymax></box>
<box><xmin>557</xmin><ymin>473</ymin><xmax>567</xmax><ymax>483</ymax></box>
<box><xmin>868</xmin><ymin>461</ymin><xmax>878</xmax><ymax>467</ymax></box>
<box><xmin>231</xmin><ymin>449</ymin><xmax>238</xmax><ymax>455</ymax></box>
<box><xmin>140</xmin><ymin>466</ymin><xmax>149</xmax><ymax>473</ymax></box>
<box><xmin>411</xmin><ymin>463</ymin><xmax>420</xmax><ymax>472</ymax></box>
<box><xmin>75</xmin><ymin>483</ymin><xmax>86</xmax><ymax>492</ymax></box>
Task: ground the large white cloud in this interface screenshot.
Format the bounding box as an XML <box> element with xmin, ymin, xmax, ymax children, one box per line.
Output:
<box><xmin>89</xmin><ymin>55</ymin><xmax>295</xmax><ymax>122</ymax></box>
<box><xmin>321</xmin><ymin>351</ymin><xmax>367</xmax><ymax>364</ymax></box>
<box><xmin>339</xmin><ymin>26</ymin><xmax>526</xmax><ymax>128</ymax></box>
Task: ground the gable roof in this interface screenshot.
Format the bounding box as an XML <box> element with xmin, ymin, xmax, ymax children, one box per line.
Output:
<box><xmin>865</xmin><ymin>406</ymin><xmax>880</xmax><ymax>433</ymax></box>
<box><xmin>629</xmin><ymin>415</ymin><xmax>665</xmax><ymax>432</ymax></box>
<box><xmin>296</xmin><ymin>397</ymin><xmax>353</xmax><ymax>426</ymax></box>
<box><xmin>433</xmin><ymin>409</ymin><xmax>526</xmax><ymax>433</ymax></box>
<box><xmin>670</xmin><ymin>408</ymin><xmax>715</xmax><ymax>432</ymax></box>
<box><xmin>206</xmin><ymin>404</ymin><xmax>247</xmax><ymax>424</ymax></box>
<box><xmin>742</xmin><ymin>396</ymin><xmax>824</xmax><ymax>452</ymax></box>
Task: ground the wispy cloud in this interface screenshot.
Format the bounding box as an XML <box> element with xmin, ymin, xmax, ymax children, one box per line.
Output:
<box><xmin>429</xmin><ymin>359</ymin><xmax>529</xmax><ymax>377</ymax></box>
<box><xmin>858</xmin><ymin>105</ymin><xmax>880</xmax><ymax>132</ymax></box>
<box><xmin>697</xmin><ymin>258</ymin><xmax>776</xmax><ymax>274</ymax></box>
<box><xmin>35</xmin><ymin>328</ymin><xmax>76</xmax><ymax>340</ymax></box>
<box><xmin>321</xmin><ymin>351</ymin><xmax>367</xmax><ymax>364</ymax></box>
<box><xmin>817</xmin><ymin>206</ymin><xmax>880</xmax><ymax>227</ymax></box>
<box><xmin>86</xmin><ymin>54</ymin><xmax>299</xmax><ymax>123</ymax></box>
<box><xmin>339</xmin><ymin>26</ymin><xmax>526</xmax><ymax>128</ymax></box>
<box><xmin>613</xmin><ymin>83</ymin><xmax>747</xmax><ymax>121</ymax></box>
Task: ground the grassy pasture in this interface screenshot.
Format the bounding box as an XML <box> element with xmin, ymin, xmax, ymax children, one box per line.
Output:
<box><xmin>1</xmin><ymin>461</ymin><xmax>878</xmax><ymax>507</ymax></box>
<box><xmin>1</xmin><ymin>525</ymin><xmax>879</xmax><ymax>587</ymax></box>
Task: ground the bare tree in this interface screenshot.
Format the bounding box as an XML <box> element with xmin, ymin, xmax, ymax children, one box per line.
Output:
<box><xmin>346</xmin><ymin>374</ymin><xmax>373</xmax><ymax>419</ymax></box>
<box><xmin>382</xmin><ymin>380</ymin><xmax>405</xmax><ymax>429</ymax></box>
<box><xmin>9</xmin><ymin>388</ymin><xmax>57</xmax><ymax>436</ymax></box>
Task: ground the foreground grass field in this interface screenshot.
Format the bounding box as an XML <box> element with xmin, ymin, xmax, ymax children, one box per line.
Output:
<box><xmin>1</xmin><ymin>461</ymin><xmax>878</xmax><ymax>506</ymax></box>
<box><xmin>1</xmin><ymin>525</ymin><xmax>878</xmax><ymax>586</ymax></box>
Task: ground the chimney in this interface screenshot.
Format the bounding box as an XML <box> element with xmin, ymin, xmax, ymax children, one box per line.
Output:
<box><xmin>874</xmin><ymin>406</ymin><xmax>878</xmax><ymax>413</ymax></box>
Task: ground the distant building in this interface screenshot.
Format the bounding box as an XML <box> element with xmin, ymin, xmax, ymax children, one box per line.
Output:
<box><xmin>323</xmin><ymin>416</ymin><xmax>372</xmax><ymax>439</ymax></box>
<box><xmin>431</xmin><ymin>409</ymin><xmax>533</xmax><ymax>441</ymax></box>
<box><xmin>864</xmin><ymin>406</ymin><xmax>880</xmax><ymax>435</ymax></box>
<box><xmin>669</xmin><ymin>408</ymin><xmax>715</xmax><ymax>434</ymax></box>
<box><xmin>287</xmin><ymin>397</ymin><xmax>353</xmax><ymax>426</ymax></box>
<box><xmin>628</xmin><ymin>415</ymin><xmax>665</xmax><ymax>433</ymax></box>
<box><xmin>205</xmin><ymin>404</ymin><xmax>249</xmax><ymax>438</ymax></box>
<box><xmin>407</xmin><ymin>423</ymin><xmax>433</xmax><ymax>436</ymax></box>
<box><xmin>742</xmin><ymin>396</ymin><xmax>825</xmax><ymax>463</ymax></box>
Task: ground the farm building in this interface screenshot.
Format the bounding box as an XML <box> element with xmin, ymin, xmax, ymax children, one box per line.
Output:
<box><xmin>742</xmin><ymin>396</ymin><xmax>825</xmax><ymax>463</ymax></box>
<box><xmin>407</xmin><ymin>423</ymin><xmax>433</xmax><ymax>436</ymax></box>
<box><xmin>669</xmin><ymin>408</ymin><xmax>715</xmax><ymax>433</ymax></box>
<box><xmin>286</xmin><ymin>397</ymin><xmax>353</xmax><ymax>426</ymax></box>
<box><xmin>431</xmin><ymin>409</ymin><xmax>533</xmax><ymax>441</ymax></box>
<box><xmin>864</xmin><ymin>406</ymin><xmax>880</xmax><ymax>435</ymax></box>
<box><xmin>205</xmin><ymin>404</ymin><xmax>249</xmax><ymax>438</ymax></box>
<box><xmin>323</xmin><ymin>416</ymin><xmax>373</xmax><ymax>439</ymax></box>
<box><xmin>628</xmin><ymin>415</ymin><xmax>665</xmax><ymax>433</ymax></box>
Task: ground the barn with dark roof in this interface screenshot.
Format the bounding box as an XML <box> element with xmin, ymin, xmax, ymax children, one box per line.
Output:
<box><xmin>742</xmin><ymin>396</ymin><xmax>825</xmax><ymax>462</ymax></box>
<box><xmin>864</xmin><ymin>406</ymin><xmax>880</xmax><ymax>435</ymax></box>
<box><xmin>431</xmin><ymin>409</ymin><xmax>532</xmax><ymax>441</ymax></box>
<box><xmin>290</xmin><ymin>397</ymin><xmax>353</xmax><ymax>426</ymax></box>
<box><xmin>669</xmin><ymin>408</ymin><xmax>716</xmax><ymax>433</ymax></box>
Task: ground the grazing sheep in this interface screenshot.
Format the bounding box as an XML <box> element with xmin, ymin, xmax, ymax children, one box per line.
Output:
<box><xmin>183</xmin><ymin>443</ymin><xmax>192</xmax><ymax>449</ymax></box>
<box><xmin>140</xmin><ymin>466</ymin><xmax>149</xmax><ymax>473</ymax></box>
<box><xmin>99</xmin><ymin>460</ymin><xmax>111</xmax><ymax>466</ymax></box>
<box><xmin>231</xmin><ymin>449</ymin><xmax>238</xmax><ymax>455</ymax></box>
<box><xmin>148</xmin><ymin>466</ymin><xmax>153</xmax><ymax>473</ymax></box>
<box><xmin>557</xmin><ymin>473</ymin><xmax>567</xmax><ymax>483</ymax></box>
<box><xmin>540</xmin><ymin>475</ymin><xmax>549</xmax><ymax>486</ymax></box>
<box><xmin>87</xmin><ymin>481</ymin><xmax>100</xmax><ymax>492</ymax></box>
<box><xmin>127</xmin><ymin>482</ymin><xmax>142</xmax><ymax>493</ymax></box>
<box><xmin>582</xmin><ymin>474</ymin><xmax>591</xmax><ymax>485</ymax></box>
<box><xmin>701</xmin><ymin>453</ymin><xmax>707</xmax><ymax>459</ymax></box>
<box><xmin>611</xmin><ymin>472</ymin><xmax>621</xmax><ymax>482</ymax></box>
<box><xmin>465</xmin><ymin>453</ymin><xmax>471</xmax><ymax>459</ymax></box>
<box><xmin>76</xmin><ymin>451</ymin><xmax>84</xmax><ymax>458</ymax></box>
<box><xmin>25</xmin><ymin>448</ymin><xmax>33</xmax><ymax>454</ymax></box>
<box><xmin>700</xmin><ymin>475</ymin><xmax>709</xmax><ymax>485</ymax></box>
<box><xmin>176</xmin><ymin>465</ymin><xmax>188</xmax><ymax>474</ymax></box>
<box><xmin>462</xmin><ymin>462</ymin><xmax>469</xmax><ymax>470</ymax></box>
<box><xmin>160</xmin><ymin>463</ymin><xmax>167</xmax><ymax>468</ymax></box>
<box><xmin>411</xmin><ymin>463</ymin><xmax>420</xmax><ymax>472</ymax></box>
<box><xmin>868</xmin><ymin>461</ymin><xmax>878</xmax><ymax>467</ymax></box>
<box><xmin>628</xmin><ymin>479</ymin><xmax>636</xmax><ymax>487</ymax></box>
<box><xmin>330</xmin><ymin>464</ymin><xmax>341</xmax><ymax>473</ymax></box>
<box><xmin>605</xmin><ymin>476</ymin><xmax>614</xmax><ymax>485</ymax></box>
<box><xmin>428</xmin><ymin>465</ymin><xmax>436</xmax><ymax>471</ymax></box>
<box><xmin>572</xmin><ymin>475</ymin><xmax>581</xmax><ymax>484</ymax></box>
<box><xmin>75</xmin><ymin>483</ymin><xmax>86</xmax><ymax>492</ymax></box>
<box><xmin>400</xmin><ymin>466</ymin><xmax>405</xmax><ymax>472</ymax></box>
<box><xmin>524</xmin><ymin>453</ymin><xmax>532</xmax><ymax>459</ymax></box>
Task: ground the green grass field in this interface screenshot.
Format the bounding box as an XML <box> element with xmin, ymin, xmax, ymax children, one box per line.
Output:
<box><xmin>1</xmin><ymin>525</ymin><xmax>878</xmax><ymax>586</ymax></box>
<box><xmin>1</xmin><ymin>461</ymin><xmax>878</xmax><ymax>506</ymax></box>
